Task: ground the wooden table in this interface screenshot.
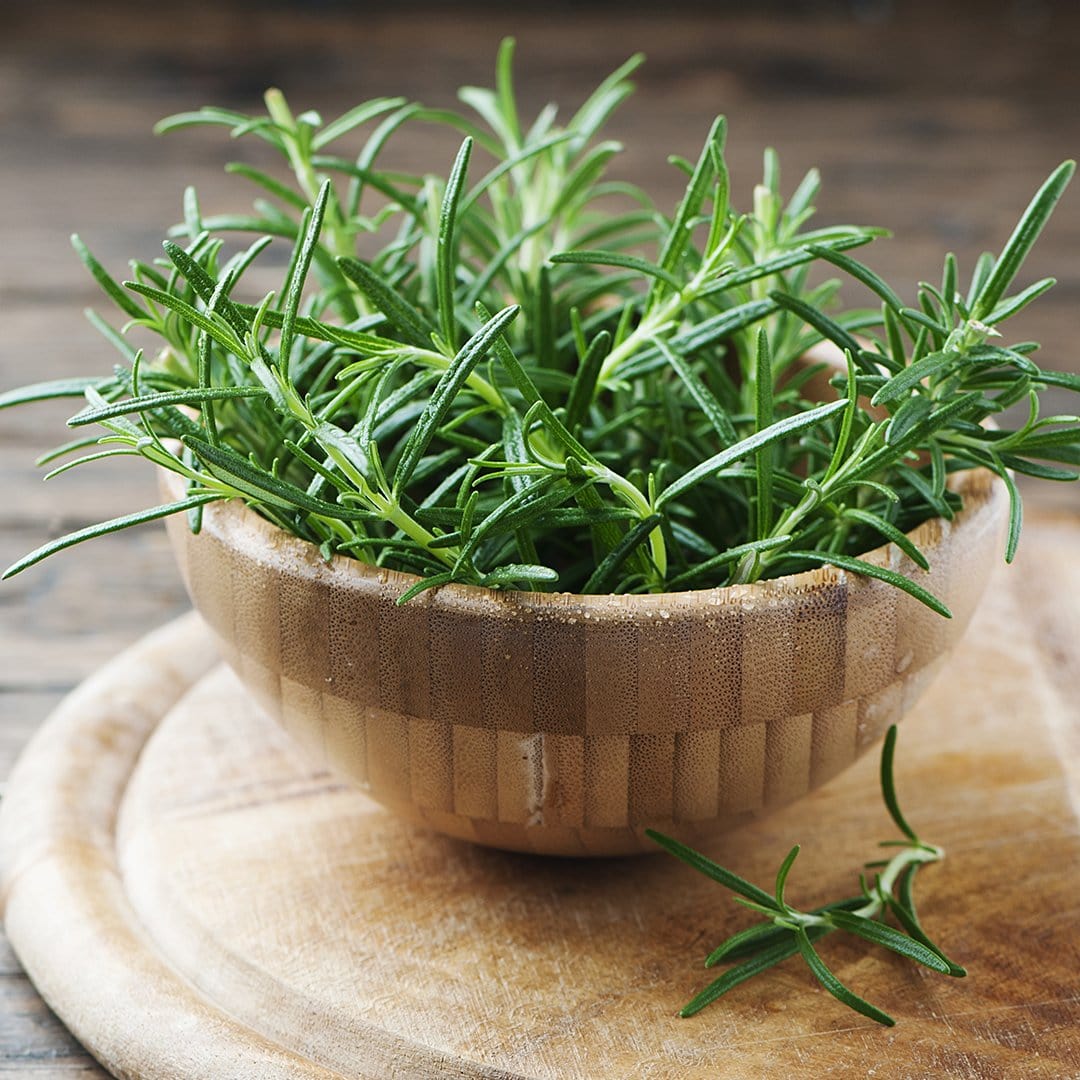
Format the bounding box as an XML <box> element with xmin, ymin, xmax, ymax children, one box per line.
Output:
<box><xmin>1</xmin><ymin>2</ymin><xmax>1078</xmax><ymax>1074</ymax></box>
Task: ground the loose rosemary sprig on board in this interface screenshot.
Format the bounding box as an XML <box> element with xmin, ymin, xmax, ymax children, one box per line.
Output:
<box><xmin>2</xmin><ymin>40</ymin><xmax>1078</xmax><ymax>608</ymax></box>
<box><xmin>648</xmin><ymin>725</ymin><xmax>964</xmax><ymax>1027</ymax></box>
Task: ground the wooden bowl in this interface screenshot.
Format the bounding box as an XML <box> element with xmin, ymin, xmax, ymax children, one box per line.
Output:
<box><xmin>163</xmin><ymin>468</ymin><xmax>1006</xmax><ymax>856</ymax></box>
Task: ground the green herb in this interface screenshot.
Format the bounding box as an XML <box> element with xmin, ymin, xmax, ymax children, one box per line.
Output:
<box><xmin>3</xmin><ymin>42</ymin><xmax>1078</xmax><ymax>608</ymax></box>
<box><xmin>648</xmin><ymin>725</ymin><xmax>964</xmax><ymax>1027</ymax></box>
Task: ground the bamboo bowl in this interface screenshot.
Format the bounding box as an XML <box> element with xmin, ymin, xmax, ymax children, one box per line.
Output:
<box><xmin>164</xmin><ymin>468</ymin><xmax>1007</xmax><ymax>856</ymax></box>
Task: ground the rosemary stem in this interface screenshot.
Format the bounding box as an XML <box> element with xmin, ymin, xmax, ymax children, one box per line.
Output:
<box><xmin>325</xmin><ymin>446</ymin><xmax>457</xmax><ymax>564</ymax></box>
<box><xmin>408</xmin><ymin>348</ymin><xmax>505</xmax><ymax>411</ymax></box>
<box><xmin>596</xmin><ymin>305</ymin><xmax>678</xmax><ymax>387</ymax></box>
<box><xmin>264</xmin><ymin>89</ymin><xmax>352</xmax><ymax>261</ymax></box>
<box><xmin>594</xmin><ymin>464</ymin><xmax>668</xmax><ymax>580</ymax></box>
<box><xmin>371</xmin><ymin>491</ymin><xmax>456</xmax><ymax>562</ymax></box>
<box><xmin>281</xmin><ymin>393</ymin><xmax>462</xmax><ymax>569</ymax></box>
<box><xmin>852</xmin><ymin>843</ymin><xmax>942</xmax><ymax>921</ymax></box>
<box><xmin>595</xmin><ymin>265</ymin><xmax>710</xmax><ymax>388</ymax></box>
<box><xmin>732</xmin><ymin>483</ymin><xmax>823</xmax><ymax>583</ymax></box>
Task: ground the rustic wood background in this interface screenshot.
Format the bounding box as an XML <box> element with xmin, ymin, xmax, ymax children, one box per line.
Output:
<box><xmin>1</xmin><ymin>1</ymin><xmax>1078</xmax><ymax>1073</ymax></box>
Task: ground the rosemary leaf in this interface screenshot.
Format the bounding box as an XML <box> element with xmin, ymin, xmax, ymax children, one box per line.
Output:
<box><xmin>794</xmin><ymin>928</ymin><xmax>897</xmax><ymax>1027</ymax></box>
<box><xmin>2</xmin><ymin>495</ymin><xmax>222</xmax><ymax>580</ymax></box>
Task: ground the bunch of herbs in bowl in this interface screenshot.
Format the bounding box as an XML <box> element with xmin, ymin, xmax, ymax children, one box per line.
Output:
<box><xmin>2</xmin><ymin>41</ymin><xmax>1077</xmax><ymax>863</ymax></box>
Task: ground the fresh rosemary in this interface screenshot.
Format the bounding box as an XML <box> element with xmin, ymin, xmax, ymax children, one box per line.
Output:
<box><xmin>648</xmin><ymin>725</ymin><xmax>963</xmax><ymax>1027</ymax></box>
<box><xmin>2</xmin><ymin>41</ymin><xmax>1078</xmax><ymax>610</ymax></box>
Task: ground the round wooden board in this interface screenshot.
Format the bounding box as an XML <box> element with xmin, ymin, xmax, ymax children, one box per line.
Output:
<box><xmin>2</xmin><ymin>552</ymin><xmax>1080</xmax><ymax>1079</ymax></box>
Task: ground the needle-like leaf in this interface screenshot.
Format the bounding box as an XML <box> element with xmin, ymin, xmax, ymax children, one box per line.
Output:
<box><xmin>825</xmin><ymin>911</ymin><xmax>951</xmax><ymax>973</ymax></box>
<box><xmin>67</xmin><ymin>386</ymin><xmax>268</xmax><ymax>427</ymax></box>
<box><xmin>394</xmin><ymin>305</ymin><xmax>519</xmax><ymax>492</ymax></box>
<box><xmin>973</xmin><ymin>160</ymin><xmax>1075</xmax><ymax>320</ymax></box>
<box><xmin>657</xmin><ymin>400</ymin><xmax>847</xmax><ymax>509</ymax></box>
<box><xmin>279</xmin><ymin>179</ymin><xmax>331</xmax><ymax>375</ymax></box>
<box><xmin>2</xmin><ymin>495</ymin><xmax>223</xmax><ymax>579</ymax></box>
<box><xmin>436</xmin><ymin>138</ymin><xmax>473</xmax><ymax>353</ymax></box>
<box><xmin>645</xmin><ymin>830</ymin><xmax>781</xmax><ymax>912</ymax></box>
<box><xmin>681</xmin><ymin>934</ymin><xmax>805</xmax><ymax>1018</ymax></box>
<box><xmin>794</xmin><ymin>928</ymin><xmax>897</xmax><ymax>1027</ymax></box>
<box><xmin>783</xmin><ymin>550</ymin><xmax>950</xmax><ymax>618</ymax></box>
<box><xmin>879</xmin><ymin>723</ymin><xmax>917</xmax><ymax>840</ymax></box>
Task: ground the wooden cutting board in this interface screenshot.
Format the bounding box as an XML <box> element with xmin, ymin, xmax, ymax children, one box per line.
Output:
<box><xmin>1</xmin><ymin>524</ymin><xmax>1078</xmax><ymax>1079</ymax></box>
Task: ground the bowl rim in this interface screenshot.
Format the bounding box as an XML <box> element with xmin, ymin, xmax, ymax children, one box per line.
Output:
<box><xmin>164</xmin><ymin>465</ymin><xmax>1007</xmax><ymax>618</ymax></box>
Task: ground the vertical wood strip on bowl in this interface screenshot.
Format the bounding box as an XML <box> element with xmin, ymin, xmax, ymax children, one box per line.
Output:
<box><xmin>545</xmin><ymin>735</ymin><xmax>586</xmax><ymax>828</ymax></box>
<box><xmin>716</xmin><ymin>723</ymin><xmax>767</xmax><ymax>814</ymax></box>
<box><xmin>496</xmin><ymin>730</ymin><xmax>539</xmax><ymax>824</ymax></box>
<box><xmin>365</xmin><ymin>711</ymin><xmax>410</xmax><ymax>804</ymax></box>
<box><xmin>583</xmin><ymin>736</ymin><xmax>631</xmax><ymax>827</ymax></box>
<box><xmin>764</xmin><ymin>712</ymin><xmax>814</xmax><ymax>805</ymax></box>
<box><xmin>408</xmin><ymin>718</ymin><xmax>454</xmax><ymax>814</ymax></box>
<box><xmin>479</xmin><ymin>605</ymin><xmax>535</xmax><ymax>734</ymax></box>
<box><xmin>452</xmin><ymin>726</ymin><xmax>497</xmax><ymax>820</ymax></box>
<box><xmin>280</xmin><ymin>677</ymin><xmax>325</xmax><ymax>759</ymax></box>
<box><xmin>843</xmin><ymin>580</ymin><xmax>899</xmax><ymax>702</ymax></box>
<box><xmin>673</xmin><ymin>729</ymin><xmax>722</xmax><ymax>821</ymax></box>
<box><xmin>687</xmin><ymin>605</ymin><xmax>742</xmax><ymax>730</ymax></box>
<box><xmin>738</xmin><ymin>597</ymin><xmax>795</xmax><ymax>726</ymax></box>
<box><xmin>376</xmin><ymin>585</ymin><xmax>430</xmax><ymax>720</ymax></box>
<box><xmin>232</xmin><ymin>536</ymin><xmax>281</xmax><ymax>676</ymax></box>
<box><xmin>792</xmin><ymin>581</ymin><xmax>847</xmax><ymax>716</ymax></box>
<box><xmin>327</xmin><ymin>586</ymin><xmax>378</xmax><ymax>707</ymax></box>
<box><xmin>322</xmin><ymin>694</ymin><xmax>368</xmax><ymax>786</ymax></box>
<box><xmin>532</xmin><ymin>613</ymin><xmax>586</xmax><ymax>736</ymax></box>
<box><xmin>628</xmin><ymin>733</ymin><xmax>677</xmax><ymax>822</ymax></box>
<box><xmin>585</xmin><ymin>618</ymin><xmax>638</xmax><ymax>734</ymax></box>
<box><xmin>637</xmin><ymin>616</ymin><xmax>691</xmax><ymax>733</ymax></box>
<box><xmin>430</xmin><ymin>607</ymin><xmax>482</xmax><ymax>728</ymax></box>
<box><xmin>810</xmin><ymin>700</ymin><xmax>859</xmax><ymax>788</ymax></box>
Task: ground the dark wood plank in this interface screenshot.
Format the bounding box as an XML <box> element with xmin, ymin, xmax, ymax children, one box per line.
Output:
<box><xmin>0</xmin><ymin>977</ymin><xmax>107</xmax><ymax>1077</ymax></box>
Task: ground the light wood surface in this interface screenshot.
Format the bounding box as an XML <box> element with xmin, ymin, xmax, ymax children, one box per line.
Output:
<box><xmin>2</xmin><ymin>533</ymin><xmax>1079</xmax><ymax>1079</ymax></box>
<box><xmin>3</xmin><ymin>0</ymin><xmax>1079</xmax><ymax>1069</ymax></box>
<box><xmin>164</xmin><ymin>468</ymin><xmax>1007</xmax><ymax>856</ymax></box>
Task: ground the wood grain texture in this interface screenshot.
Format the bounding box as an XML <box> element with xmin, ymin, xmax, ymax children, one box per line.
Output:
<box><xmin>2</xmin><ymin>0</ymin><xmax>1079</xmax><ymax>1067</ymax></box>
<box><xmin>1</xmin><ymin>555</ymin><xmax>1079</xmax><ymax>1079</ymax></box>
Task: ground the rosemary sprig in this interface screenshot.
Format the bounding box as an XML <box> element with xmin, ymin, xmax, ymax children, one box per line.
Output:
<box><xmin>2</xmin><ymin>42</ymin><xmax>1078</xmax><ymax>607</ymax></box>
<box><xmin>648</xmin><ymin>725</ymin><xmax>964</xmax><ymax>1027</ymax></box>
